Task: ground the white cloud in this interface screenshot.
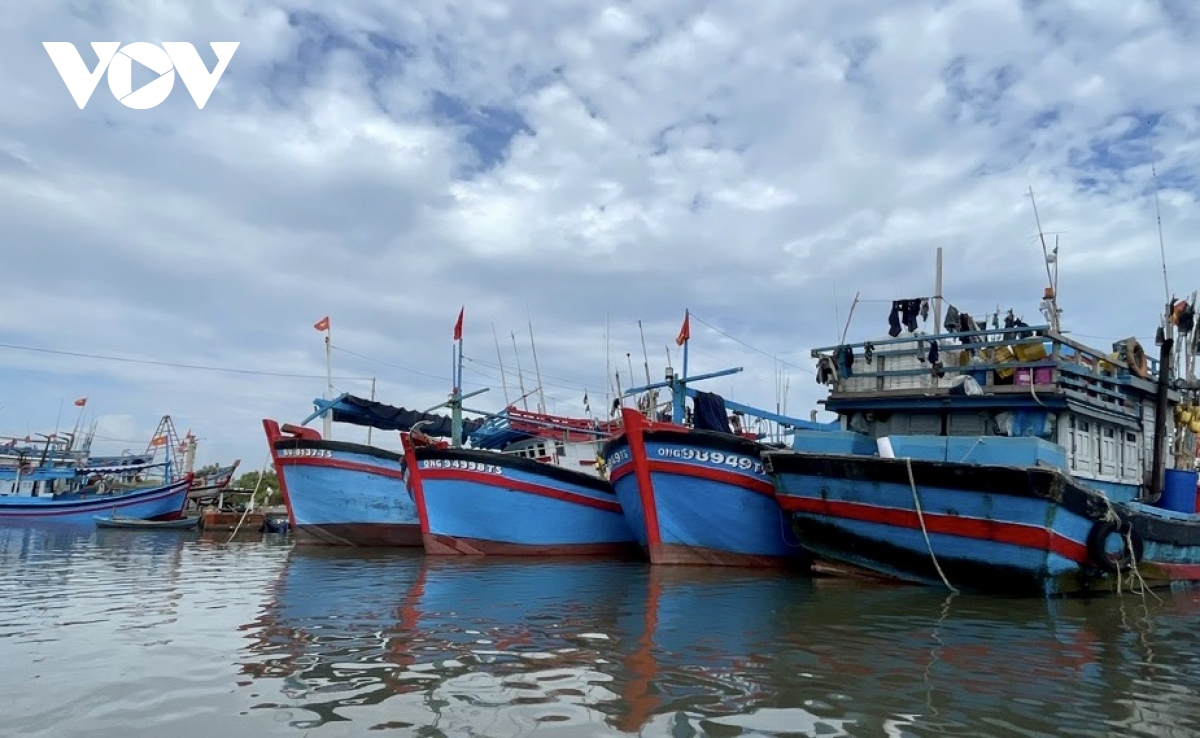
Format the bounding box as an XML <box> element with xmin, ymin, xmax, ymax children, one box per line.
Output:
<box><xmin>3</xmin><ymin>0</ymin><xmax>1200</xmax><ymax>467</ymax></box>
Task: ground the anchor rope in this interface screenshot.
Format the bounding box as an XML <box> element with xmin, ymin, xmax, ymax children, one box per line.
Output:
<box><xmin>905</xmin><ymin>457</ymin><xmax>958</xmax><ymax>593</ymax></box>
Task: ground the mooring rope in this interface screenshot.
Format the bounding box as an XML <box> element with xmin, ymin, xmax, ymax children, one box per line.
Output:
<box><xmin>1096</xmin><ymin>490</ymin><xmax>1158</xmax><ymax>601</ymax></box>
<box><xmin>905</xmin><ymin>457</ymin><xmax>958</xmax><ymax>593</ymax></box>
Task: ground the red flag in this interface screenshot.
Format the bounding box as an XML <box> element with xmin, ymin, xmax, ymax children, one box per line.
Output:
<box><xmin>453</xmin><ymin>307</ymin><xmax>464</xmax><ymax>341</ymax></box>
<box><xmin>313</xmin><ymin>316</ymin><xmax>330</xmax><ymax>332</ymax></box>
<box><xmin>150</xmin><ymin>435</ymin><xmax>167</xmax><ymax>447</ymax></box>
<box><xmin>675</xmin><ymin>312</ymin><xmax>690</xmax><ymax>346</ymax></box>
<box><xmin>73</xmin><ymin>397</ymin><xmax>87</xmax><ymax>407</ymax></box>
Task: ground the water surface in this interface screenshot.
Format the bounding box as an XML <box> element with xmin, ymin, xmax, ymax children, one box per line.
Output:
<box><xmin>3</xmin><ymin>524</ymin><xmax>1200</xmax><ymax>736</ymax></box>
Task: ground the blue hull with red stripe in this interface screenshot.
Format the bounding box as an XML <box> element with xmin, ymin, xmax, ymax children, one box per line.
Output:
<box><xmin>265</xmin><ymin>420</ymin><xmax>420</xmax><ymax>547</ymax></box>
<box><xmin>764</xmin><ymin>449</ymin><xmax>1200</xmax><ymax>596</ymax></box>
<box><xmin>401</xmin><ymin>437</ymin><xmax>638</xmax><ymax>556</ymax></box>
<box><xmin>603</xmin><ymin>408</ymin><xmax>809</xmax><ymax>567</ymax></box>
<box><xmin>0</xmin><ymin>476</ymin><xmax>192</xmax><ymax>524</ymax></box>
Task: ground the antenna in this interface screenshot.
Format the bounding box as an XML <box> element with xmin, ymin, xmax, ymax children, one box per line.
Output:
<box><xmin>1152</xmin><ymin>165</ymin><xmax>1171</xmax><ymax>305</ymax></box>
<box><xmin>510</xmin><ymin>331</ymin><xmax>529</xmax><ymax>411</ymax></box>
<box><xmin>528</xmin><ymin>316</ymin><xmax>547</xmax><ymax>414</ymax></box>
<box><xmin>491</xmin><ymin>322</ymin><xmax>510</xmax><ymax>406</ymax></box>
<box><xmin>1028</xmin><ymin>187</ymin><xmax>1062</xmax><ymax>333</ymax></box>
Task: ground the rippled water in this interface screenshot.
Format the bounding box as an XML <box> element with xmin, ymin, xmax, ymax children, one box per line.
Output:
<box><xmin>4</xmin><ymin>525</ymin><xmax>1200</xmax><ymax>737</ymax></box>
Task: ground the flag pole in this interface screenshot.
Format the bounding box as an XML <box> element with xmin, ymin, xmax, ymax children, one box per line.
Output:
<box><xmin>452</xmin><ymin>307</ymin><xmax>465</xmax><ymax>447</ymax></box>
<box><xmin>319</xmin><ymin>318</ymin><xmax>333</xmax><ymax>440</ymax></box>
<box><xmin>673</xmin><ymin>309</ymin><xmax>690</xmax><ymax>424</ymax></box>
<box><xmin>682</xmin><ymin>308</ymin><xmax>690</xmax><ymax>382</ymax></box>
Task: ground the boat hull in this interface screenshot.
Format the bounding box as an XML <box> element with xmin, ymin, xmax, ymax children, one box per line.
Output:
<box><xmin>402</xmin><ymin>438</ymin><xmax>638</xmax><ymax>557</ymax></box>
<box><xmin>94</xmin><ymin>515</ymin><xmax>200</xmax><ymax>530</ymax></box>
<box><xmin>265</xmin><ymin>420</ymin><xmax>420</xmax><ymax>547</ymax></box>
<box><xmin>0</xmin><ymin>477</ymin><xmax>191</xmax><ymax>524</ymax></box>
<box><xmin>603</xmin><ymin>408</ymin><xmax>809</xmax><ymax>568</ymax></box>
<box><xmin>764</xmin><ymin>451</ymin><xmax>1200</xmax><ymax>596</ymax></box>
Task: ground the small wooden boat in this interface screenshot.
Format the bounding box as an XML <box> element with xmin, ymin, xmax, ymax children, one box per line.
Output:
<box><xmin>94</xmin><ymin>514</ymin><xmax>201</xmax><ymax>530</ymax></box>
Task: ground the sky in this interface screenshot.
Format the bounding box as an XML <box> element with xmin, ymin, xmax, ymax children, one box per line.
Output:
<box><xmin>3</xmin><ymin>0</ymin><xmax>1200</xmax><ymax>470</ymax></box>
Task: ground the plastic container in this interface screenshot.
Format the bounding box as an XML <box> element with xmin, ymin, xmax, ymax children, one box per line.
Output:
<box><xmin>1160</xmin><ymin>468</ymin><xmax>1199</xmax><ymax>515</ymax></box>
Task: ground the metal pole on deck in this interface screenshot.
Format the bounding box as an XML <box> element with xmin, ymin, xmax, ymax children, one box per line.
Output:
<box><xmin>323</xmin><ymin>326</ymin><xmax>334</xmax><ymax>440</ymax></box>
<box><xmin>366</xmin><ymin>377</ymin><xmax>376</xmax><ymax>446</ymax></box>
<box><xmin>933</xmin><ymin>247</ymin><xmax>943</xmax><ymax>334</ymax></box>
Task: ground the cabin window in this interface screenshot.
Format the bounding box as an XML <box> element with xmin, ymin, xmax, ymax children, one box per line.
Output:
<box><xmin>555</xmin><ymin>442</ymin><xmax>565</xmax><ymax>457</ymax></box>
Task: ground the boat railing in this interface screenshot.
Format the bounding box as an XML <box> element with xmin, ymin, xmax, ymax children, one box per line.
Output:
<box><xmin>811</xmin><ymin>324</ymin><xmax>1159</xmax><ymax>412</ymax></box>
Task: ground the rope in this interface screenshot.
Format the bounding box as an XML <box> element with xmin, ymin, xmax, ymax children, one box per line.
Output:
<box><xmin>221</xmin><ymin>457</ymin><xmax>271</xmax><ymax>546</ymax></box>
<box><xmin>1094</xmin><ymin>491</ymin><xmax>1159</xmax><ymax>601</ymax></box>
<box><xmin>905</xmin><ymin>457</ymin><xmax>958</xmax><ymax>593</ymax></box>
<box><xmin>957</xmin><ymin>438</ymin><xmax>984</xmax><ymax>463</ymax></box>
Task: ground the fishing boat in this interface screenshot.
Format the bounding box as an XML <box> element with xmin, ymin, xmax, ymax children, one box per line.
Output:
<box><xmin>94</xmin><ymin>514</ymin><xmax>201</xmax><ymax>529</ymax></box>
<box><xmin>601</xmin><ymin>311</ymin><xmax>836</xmax><ymax>567</ymax></box>
<box><xmin>0</xmin><ymin>461</ymin><xmax>193</xmax><ymax>524</ymax></box>
<box><xmin>264</xmin><ymin>394</ymin><xmax>479</xmax><ymax>547</ymax></box>
<box><xmin>399</xmin><ymin>309</ymin><xmax>637</xmax><ymax>556</ymax></box>
<box><xmin>763</xmin><ymin>245</ymin><xmax>1200</xmax><ymax>596</ymax></box>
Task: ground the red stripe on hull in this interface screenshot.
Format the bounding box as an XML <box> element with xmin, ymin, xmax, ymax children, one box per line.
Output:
<box><xmin>421</xmin><ymin>469</ymin><xmax>621</xmax><ymax>512</ymax></box>
<box><xmin>0</xmin><ymin>482</ymin><xmax>190</xmax><ymax>518</ymax></box>
<box><xmin>647</xmin><ymin>542</ymin><xmax>810</xmax><ymax>569</ymax></box>
<box><xmin>294</xmin><ymin>522</ymin><xmax>422</xmax><ymax>547</ymax></box>
<box><xmin>782</xmin><ymin>496</ymin><xmax>1089</xmax><ymax>564</ymax></box>
<box><xmin>277</xmin><ymin>457</ymin><xmax>405</xmax><ymax>480</ymax></box>
<box><xmin>645</xmin><ymin>460</ymin><xmax>773</xmax><ymax>497</ymax></box>
<box><xmin>422</xmin><ymin>532</ymin><xmax>642</xmax><ymax>557</ymax></box>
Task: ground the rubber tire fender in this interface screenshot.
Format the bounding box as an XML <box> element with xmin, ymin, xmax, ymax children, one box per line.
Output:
<box><xmin>1086</xmin><ymin>518</ymin><xmax>1143</xmax><ymax>572</ymax></box>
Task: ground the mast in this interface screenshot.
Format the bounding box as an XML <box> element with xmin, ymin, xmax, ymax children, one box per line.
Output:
<box><xmin>511</xmin><ymin>331</ymin><xmax>529</xmax><ymax>411</ymax></box>
<box><xmin>1148</xmin><ymin>303</ymin><xmax>1174</xmax><ymax>504</ymax></box>
<box><xmin>1153</xmin><ymin>165</ymin><xmax>1171</xmax><ymax>306</ymax></box>
<box><xmin>638</xmin><ymin>320</ymin><xmax>655</xmax><ymax>412</ymax></box>
<box><xmin>320</xmin><ymin>318</ymin><xmax>334</xmax><ymax>439</ymax></box>
<box><xmin>605</xmin><ymin>313</ymin><xmax>612</xmax><ymax>418</ymax></box>
<box><xmin>1028</xmin><ymin>188</ymin><xmax>1061</xmax><ymax>333</ymax></box>
<box><xmin>492</xmin><ymin>322</ymin><xmax>510</xmax><ymax>406</ymax></box>
<box><xmin>451</xmin><ymin>311</ymin><xmax>465</xmax><ymax>448</ymax></box>
<box><xmin>626</xmin><ymin>353</ymin><xmax>637</xmax><ymax>414</ymax></box>
<box><xmin>528</xmin><ymin>317</ymin><xmax>547</xmax><ymax>414</ymax></box>
<box><xmin>366</xmin><ymin>377</ymin><xmax>376</xmax><ymax>446</ymax></box>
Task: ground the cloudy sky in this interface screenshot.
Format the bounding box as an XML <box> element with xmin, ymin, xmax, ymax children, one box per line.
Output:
<box><xmin>3</xmin><ymin>0</ymin><xmax>1199</xmax><ymax>470</ymax></box>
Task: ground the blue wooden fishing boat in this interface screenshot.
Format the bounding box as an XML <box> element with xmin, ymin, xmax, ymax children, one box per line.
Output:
<box><xmin>0</xmin><ymin>463</ymin><xmax>193</xmax><ymax>524</ymax></box>
<box><xmin>601</xmin><ymin>311</ymin><xmax>836</xmax><ymax>567</ymax></box>
<box><xmin>264</xmin><ymin>395</ymin><xmax>477</xmax><ymax>547</ymax></box>
<box><xmin>399</xmin><ymin>311</ymin><xmax>636</xmax><ymax>556</ymax></box>
<box><xmin>402</xmin><ymin>407</ymin><xmax>633</xmax><ymax>556</ymax></box>
<box><xmin>764</xmin><ymin>265</ymin><xmax>1200</xmax><ymax>595</ymax></box>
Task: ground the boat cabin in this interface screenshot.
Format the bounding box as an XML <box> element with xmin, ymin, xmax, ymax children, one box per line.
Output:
<box><xmin>805</xmin><ymin>312</ymin><xmax>1192</xmax><ymax>504</ymax></box>
<box><xmin>469</xmin><ymin>407</ymin><xmax>619</xmax><ymax>477</ymax></box>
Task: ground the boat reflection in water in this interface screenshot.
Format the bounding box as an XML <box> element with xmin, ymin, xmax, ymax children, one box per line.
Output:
<box><xmin>241</xmin><ymin>551</ymin><xmax>1200</xmax><ymax>735</ymax></box>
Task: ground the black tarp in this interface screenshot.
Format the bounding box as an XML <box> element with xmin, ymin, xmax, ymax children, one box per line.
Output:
<box><xmin>692</xmin><ymin>391</ymin><xmax>732</xmax><ymax>434</ymax></box>
<box><xmin>326</xmin><ymin>395</ymin><xmax>485</xmax><ymax>439</ymax></box>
